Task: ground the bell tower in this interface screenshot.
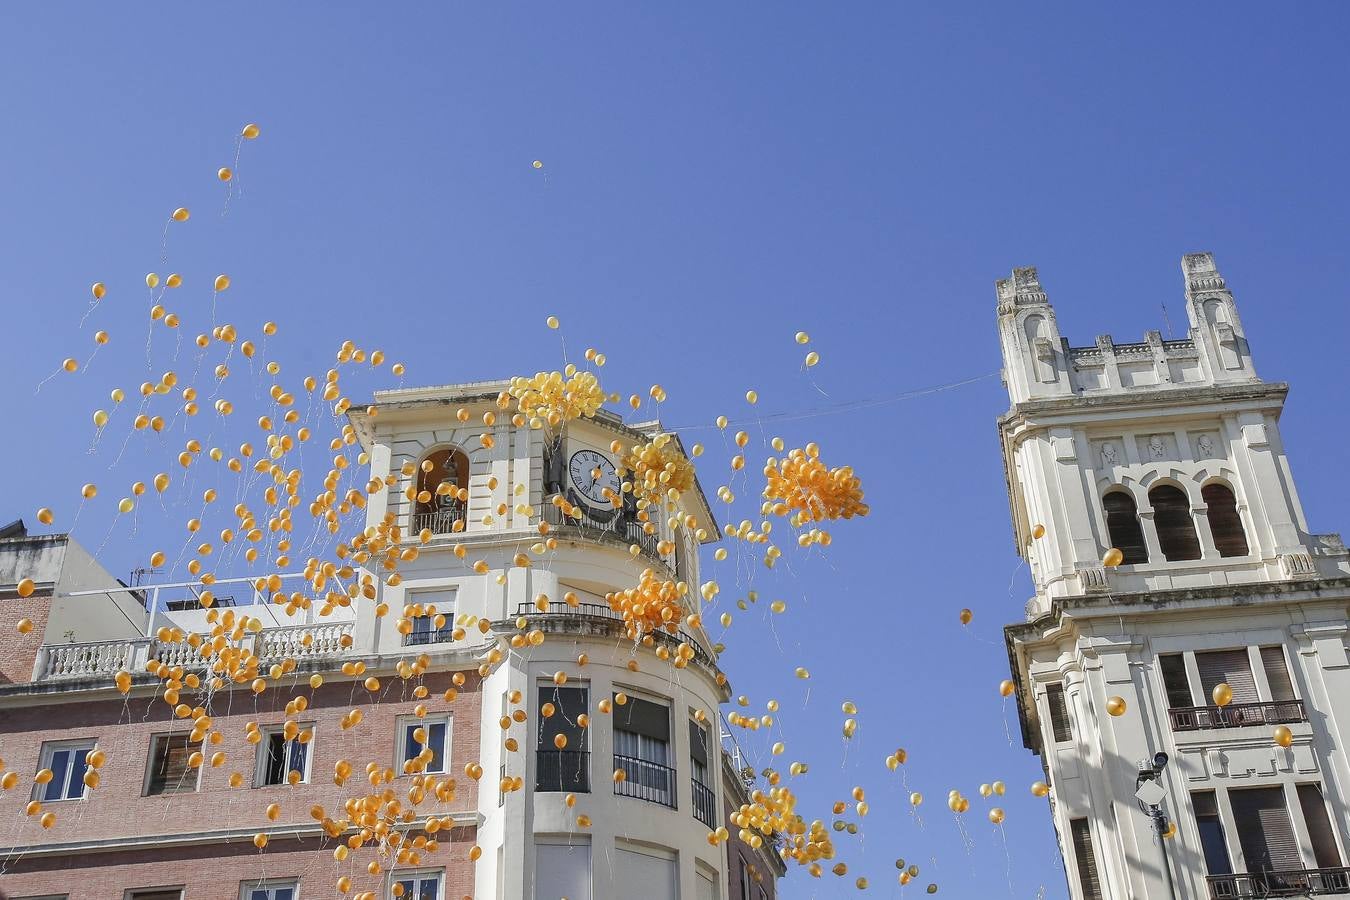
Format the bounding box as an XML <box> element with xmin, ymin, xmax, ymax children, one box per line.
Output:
<box><xmin>999</xmin><ymin>255</ymin><xmax>1350</xmax><ymax>900</ymax></box>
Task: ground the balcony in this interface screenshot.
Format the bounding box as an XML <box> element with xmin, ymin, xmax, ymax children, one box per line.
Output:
<box><xmin>510</xmin><ymin>600</ymin><xmax>718</xmax><ymax>673</ymax></box>
<box><xmin>1169</xmin><ymin>700</ymin><xmax>1307</xmax><ymax>732</ymax></box>
<box><xmin>691</xmin><ymin>777</ymin><xmax>717</xmax><ymax>828</ymax></box>
<box><xmin>411</xmin><ymin>505</ymin><xmax>466</xmax><ymax>536</ymax></box>
<box><xmin>614</xmin><ymin>754</ymin><xmax>676</xmax><ymax>809</ymax></box>
<box><xmin>536</xmin><ymin>749</ymin><xmax>591</xmax><ymax>794</ymax></box>
<box><xmin>542</xmin><ymin>502</ymin><xmax>678</xmax><ymax>577</ymax></box>
<box><xmin>38</xmin><ymin>622</ymin><xmax>354</xmax><ymax>681</ymax></box>
<box><xmin>1208</xmin><ymin>867</ymin><xmax>1350</xmax><ymax>898</ymax></box>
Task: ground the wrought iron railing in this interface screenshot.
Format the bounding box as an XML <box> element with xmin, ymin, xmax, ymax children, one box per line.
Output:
<box><xmin>542</xmin><ymin>502</ymin><xmax>677</xmax><ymax>576</ymax></box>
<box><xmin>511</xmin><ymin>600</ymin><xmax>718</xmax><ymax>672</ymax></box>
<box><xmin>614</xmin><ymin>754</ymin><xmax>676</xmax><ymax>809</ymax></box>
<box><xmin>691</xmin><ymin>777</ymin><xmax>717</xmax><ymax>828</ymax></box>
<box><xmin>411</xmin><ymin>506</ymin><xmax>466</xmax><ymax>536</ymax></box>
<box><xmin>536</xmin><ymin>749</ymin><xmax>591</xmax><ymax>794</ymax></box>
<box><xmin>1169</xmin><ymin>700</ymin><xmax>1306</xmax><ymax>732</ymax></box>
<box><xmin>1208</xmin><ymin>866</ymin><xmax>1350</xmax><ymax>898</ymax></box>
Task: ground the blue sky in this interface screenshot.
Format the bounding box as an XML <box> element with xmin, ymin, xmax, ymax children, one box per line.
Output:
<box><xmin>5</xmin><ymin>4</ymin><xmax>1350</xmax><ymax>898</ymax></box>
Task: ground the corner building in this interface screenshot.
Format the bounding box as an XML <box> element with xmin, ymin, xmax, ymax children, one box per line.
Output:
<box><xmin>999</xmin><ymin>255</ymin><xmax>1350</xmax><ymax>899</ymax></box>
<box><xmin>0</xmin><ymin>381</ymin><xmax>782</xmax><ymax>900</ymax></box>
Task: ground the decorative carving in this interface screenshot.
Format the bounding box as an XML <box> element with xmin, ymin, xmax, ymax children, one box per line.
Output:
<box><xmin>1149</xmin><ymin>435</ymin><xmax>1167</xmax><ymax>459</ymax></box>
<box><xmin>1100</xmin><ymin>443</ymin><xmax>1118</xmax><ymax>466</ymax></box>
<box><xmin>1280</xmin><ymin>553</ymin><xmax>1317</xmax><ymax>580</ymax></box>
<box><xmin>1197</xmin><ymin>434</ymin><xmax>1213</xmax><ymax>457</ymax></box>
<box><xmin>1076</xmin><ymin>565</ymin><xmax>1110</xmax><ymax>593</ymax></box>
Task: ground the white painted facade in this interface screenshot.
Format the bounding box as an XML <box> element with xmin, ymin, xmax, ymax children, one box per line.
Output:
<box><xmin>350</xmin><ymin>382</ymin><xmax>737</xmax><ymax>900</ymax></box>
<box><xmin>999</xmin><ymin>255</ymin><xmax>1350</xmax><ymax>899</ymax></box>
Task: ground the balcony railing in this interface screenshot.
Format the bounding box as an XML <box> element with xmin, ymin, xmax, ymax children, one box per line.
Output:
<box><xmin>1169</xmin><ymin>700</ymin><xmax>1307</xmax><ymax>732</ymax></box>
<box><xmin>1208</xmin><ymin>866</ymin><xmax>1350</xmax><ymax>898</ymax></box>
<box><xmin>411</xmin><ymin>506</ymin><xmax>466</xmax><ymax>536</ymax></box>
<box><xmin>39</xmin><ymin>622</ymin><xmax>354</xmax><ymax>680</ymax></box>
<box><xmin>511</xmin><ymin>600</ymin><xmax>718</xmax><ymax>672</ymax></box>
<box><xmin>536</xmin><ymin>749</ymin><xmax>591</xmax><ymax>794</ymax></box>
<box><xmin>542</xmin><ymin>502</ymin><xmax>678</xmax><ymax>577</ymax></box>
<box><xmin>614</xmin><ymin>754</ymin><xmax>676</xmax><ymax>809</ymax></box>
<box><xmin>691</xmin><ymin>777</ymin><xmax>717</xmax><ymax>828</ymax></box>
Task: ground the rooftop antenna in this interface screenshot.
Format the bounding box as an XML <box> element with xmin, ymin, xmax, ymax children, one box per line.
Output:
<box><xmin>130</xmin><ymin>567</ymin><xmax>161</xmax><ymax>588</ymax></box>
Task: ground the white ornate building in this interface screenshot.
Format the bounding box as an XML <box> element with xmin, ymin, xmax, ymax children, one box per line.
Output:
<box><xmin>999</xmin><ymin>254</ymin><xmax>1350</xmax><ymax>899</ymax></box>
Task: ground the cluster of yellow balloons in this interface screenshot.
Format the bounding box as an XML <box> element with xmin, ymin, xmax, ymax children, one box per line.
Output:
<box><xmin>506</xmin><ymin>369</ymin><xmax>606</xmax><ymax>431</ymax></box>
<box><xmin>763</xmin><ymin>443</ymin><xmax>869</xmax><ymax>523</ymax></box>
<box><xmin>621</xmin><ymin>432</ymin><xmax>696</xmax><ymax>509</ymax></box>
<box><xmin>605</xmin><ymin>568</ymin><xmax>691</xmax><ymax>641</ymax></box>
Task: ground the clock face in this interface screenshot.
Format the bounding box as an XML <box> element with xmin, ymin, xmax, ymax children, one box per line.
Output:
<box><xmin>568</xmin><ymin>449</ymin><xmax>620</xmax><ymax>506</ymax></box>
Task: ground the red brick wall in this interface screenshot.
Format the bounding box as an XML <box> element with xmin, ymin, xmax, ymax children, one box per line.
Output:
<box><xmin>723</xmin><ymin>793</ymin><xmax>776</xmax><ymax>900</ymax></box>
<box><xmin>0</xmin><ymin>669</ymin><xmax>484</xmax><ymax>899</ymax></box>
<box><xmin>0</xmin><ymin>588</ymin><xmax>49</xmax><ymax>684</ymax></box>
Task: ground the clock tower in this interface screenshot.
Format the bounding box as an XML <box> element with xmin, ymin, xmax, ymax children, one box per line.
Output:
<box><xmin>998</xmin><ymin>255</ymin><xmax>1350</xmax><ymax>900</ymax></box>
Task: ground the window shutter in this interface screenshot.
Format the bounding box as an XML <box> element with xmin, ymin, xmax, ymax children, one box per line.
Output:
<box><xmin>1196</xmin><ymin>650</ymin><xmax>1258</xmax><ymax>704</ymax></box>
<box><xmin>1103</xmin><ymin>492</ymin><xmax>1149</xmax><ymax>564</ymax></box>
<box><xmin>1149</xmin><ymin>485</ymin><xmax>1202</xmax><ymax>562</ymax></box>
<box><xmin>147</xmin><ymin>735</ymin><xmax>193</xmax><ymax>795</ymax></box>
<box><xmin>1069</xmin><ymin>818</ymin><xmax>1104</xmax><ymax>900</ymax></box>
<box><xmin>1261</xmin><ymin>647</ymin><xmax>1297</xmax><ymax>702</ymax></box>
<box><xmin>1159</xmin><ymin>654</ymin><xmax>1194</xmax><ymax>708</ymax></box>
<box><xmin>1046</xmin><ymin>683</ymin><xmax>1073</xmax><ymax>743</ymax></box>
<box><xmin>615</xmin><ymin>696</ymin><xmax>670</xmax><ymax>742</ymax></box>
<box><xmin>1202</xmin><ymin>484</ymin><xmax>1249</xmax><ymax>557</ymax></box>
<box><xmin>1297</xmin><ymin>784</ymin><xmax>1343</xmax><ymax>868</ymax></box>
<box><xmin>1230</xmin><ymin>786</ymin><xmax>1302</xmax><ymax>872</ymax></box>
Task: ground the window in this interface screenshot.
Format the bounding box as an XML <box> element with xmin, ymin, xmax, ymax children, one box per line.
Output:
<box><xmin>1102</xmin><ymin>490</ymin><xmax>1148</xmax><ymax>564</ymax></box>
<box><xmin>615</xmin><ymin>844</ymin><xmax>676</xmax><ymax>900</ymax></box>
<box><xmin>1196</xmin><ymin>649</ymin><xmax>1259</xmax><ymax>706</ymax></box>
<box><xmin>1229</xmin><ymin>786</ymin><xmax>1302</xmax><ymax>873</ymax></box>
<box><xmin>414</xmin><ymin>448</ymin><xmax>469</xmax><ymax>535</ymax></box>
<box><xmin>739</xmin><ymin>859</ymin><xmax>753</xmax><ymax>899</ymax></box>
<box><xmin>1149</xmin><ymin>484</ymin><xmax>1202</xmax><ymax>561</ymax></box>
<box><xmin>391</xmin><ymin>870</ymin><xmax>442</xmax><ymax>900</ymax></box>
<box><xmin>240</xmin><ymin>880</ymin><xmax>297</xmax><ymax>900</ymax></box>
<box><xmin>1202</xmin><ymin>484</ymin><xmax>1249</xmax><ymax>557</ymax></box>
<box><xmin>1297</xmin><ymin>784</ymin><xmax>1343</xmax><ymax>868</ymax></box>
<box><xmin>1159</xmin><ymin>654</ymin><xmax>1193</xmax><ymax>709</ymax></box>
<box><xmin>125</xmin><ymin>890</ymin><xmax>184</xmax><ymax>900</ymax></box>
<box><xmin>35</xmin><ymin>740</ymin><xmax>95</xmax><ymax>801</ymax></box>
<box><xmin>256</xmin><ymin>725</ymin><xmax>311</xmax><ymax>787</ymax></box>
<box><xmin>535</xmin><ymin>839</ymin><xmax>591</xmax><ymax>900</ymax></box>
<box><xmin>1192</xmin><ymin>790</ymin><xmax>1233</xmax><ymax>875</ymax></box>
<box><xmin>690</xmin><ymin>718</ymin><xmax>715</xmax><ymax>828</ymax></box>
<box><xmin>696</xmin><ymin>865</ymin><xmax>718</xmax><ymax>900</ymax></box>
<box><xmin>613</xmin><ymin>693</ymin><xmax>674</xmax><ymax>808</ymax></box>
<box><xmin>536</xmin><ymin>685</ymin><xmax>589</xmax><ymax>792</ymax></box>
<box><xmin>399</xmin><ymin>714</ymin><xmax>450</xmax><ymax>775</ymax></box>
<box><xmin>1045</xmin><ymin>683</ymin><xmax>1073</xmax><ymax>743</ymax></box>
<box><xmin>145</xmin><ymin>733</ymin><xmax>198</xmax><ymax>796</ymax></box>
<box><xmin>1069</xmin><ymin>818</ymin><xmax>1103</xmax><ymax>900</ymax></box>
<box><xmin>1261</xmin><ymin>646</ymin><xmax>1297</xmax><ymax>702</ymax></box>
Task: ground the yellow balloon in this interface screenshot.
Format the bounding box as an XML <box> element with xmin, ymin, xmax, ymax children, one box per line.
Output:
<box><xmin>213</xmin><ymin>274</ymin><xmax>231</xmax><ymax>292</ymax></box>
<box><xmin>804</xmin><ymin>351</ymin><xmax>819</xmax><ymax>367</ymax></box>
<box><xmin>546</xmin><ymin>315</ymin><xmax>560</xmax><ymax>329</ymax></box>
<box><xmin>62</xmin><ymin>358</ymin><xmax>78</xmax><ymax>373</ymax></box>
<box><xmin>988</xmin><ymin>807</ymin><xmax>1005</xmax><ymax>825</ymax></box>
<box><xmin>171</xmin><ymin>207</ymin><xmax>190</xmax><ymax>222</ymax></box>
<box><xmin>1103</xmin><ymin>547</ymin><xmax>1124</xmax><ymax>567</ymax></box>
<box><xmin>91</xmin><ymin>282</ymin><xmax>106</xmax><ymax>300</ymax></box>
<box><xmin>795</xmin><ymin>331</ymin><xmax>810</xmax><ymax>344</ymax></box>
<box><xmin>166</xmin><ymin>273</ymin><xmax>182</xmax><ymax>288</ymax></box>
<box><xmin>218</xmin><ymin>167</ymin><xmax>233</xmax><ymax>181</ymax></box>
<box><xmin>36</xmin><ymin>508</ymin><xmax>53</xmax><ymax>525</ymax></box>
<box><xmin>1030</xmin><ymin>781</ymin><xmax>1050</xmax><ymax>797</ymax></box>
<box><xmin>242</xmin><ymin>123</ymin><xmax>261</xmax><ymax>139</ymax></box>
<box><xmin>92</xmin><ymin>410</ymin><xmax>108</xmax><ymax>428</ymax></box>
<box><xmin>80</xmin><ymin>483</ymin><xmax>97</xmax><ymax>499</ymax></box>
<box><xmin>532</xmin><ymin>160</ymin><xmax>543</xmax><ymax>169</ymax></box>
<box><xmin>111</xmin><ymin>388</ymin><xmax>125</xmax><ymax>404</ymax></box>
<box><xmin>17</xmin><ymin>578</ymin><xmax>35</xmax><ymax>597</ymax></box>
<box><xmin>959</xmin><ymin>607</ymin><xmax>973</xmax><ymax>625</ymax></box>
<box><xmin>145</xmin><ymin>273</ymin><xmax>159</xmax><ymax>288</ymax></box>
<box><xmin>94</xmin><ymin>330</ymin><xmax>109</xmax><ymax>345</ymax></box>
<box><xmin>745</xmin><ymin>390</ymin><xmax>758</xmax><ymax>404</ymax></box>
<box><xmin>117</xmin><ymin>498</ymin><xmax>134</xmax><ymax>514</ymax></box>
<box><xmin>1273</xmin><ymin>725</ymin><xmax>1294</xmax><ymax>748</ymax></box>
<box><xmin>1106</xmin><ymin>695</ymin><xmax>1127</xmax><ymax>717</ymax></box>
<box><xmin>1032</xmin><ymin>523</ymin><xmax>1046</xmax><ymax>539</ymax></box>
<box><xmin>1212</xmin><ymin>682</ymin><xmax>1233</xmax><ymax>707</ymax></box>
<box><xmin>999</xmin><ymin>679</ymin><xmax>1015</xmax><ymax>697</ymax></box>
<box><xmin>16</xmin><ymin>618</ymin><xmax>33</xmax><ymax>634</ymax></box>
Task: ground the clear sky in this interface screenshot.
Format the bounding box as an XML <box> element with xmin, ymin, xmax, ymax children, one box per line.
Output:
<box><xmin>4</xmin><ymin>4</ymin><xmax>1350</xmax><ymax>898</ymax></box>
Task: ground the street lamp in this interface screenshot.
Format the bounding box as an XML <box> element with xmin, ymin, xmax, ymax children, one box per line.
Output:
<box><xmin>1134</xmin><ymin>751</ymin><xmax>1178</xmax><ymax>900</ymax></box>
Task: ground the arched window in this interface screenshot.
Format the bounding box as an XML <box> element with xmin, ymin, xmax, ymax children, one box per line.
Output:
<box><xmin>1202</xmin><ymin>484</ymin><xmax>1248</xmax><ymax>558</ymax></box>
<box><xmin>414</xmin><ymin>447</ymin><xmax>469</xmax><ymax>534</ymax></box>
<box><xmin>1103</xmin><ymin>491</ymin><xmax>1148</xmax><ymax>564</ymax></box>
<box><xmin>1149</xmin><ymin>485</ymin><xmax>1201</xmax><ymax>562</ymax></box>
